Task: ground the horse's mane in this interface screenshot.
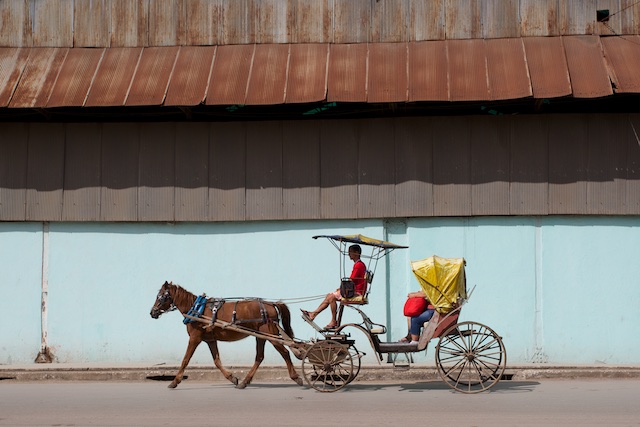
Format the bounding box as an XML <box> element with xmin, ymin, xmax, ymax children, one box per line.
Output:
<box><xmin>169</xmin><ymin>282</ymin><xmax>197</xmax><ymax>310</ymax></box>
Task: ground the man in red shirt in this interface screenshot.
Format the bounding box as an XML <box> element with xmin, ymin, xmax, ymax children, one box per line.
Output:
<box><xmin>302</xmin><ymin>244</ymin><xmax>367</xmax><ymax>329</ymax></box>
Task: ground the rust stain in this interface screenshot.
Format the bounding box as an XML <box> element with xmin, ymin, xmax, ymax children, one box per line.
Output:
<box><xmin>206</xmin><ymin>44</ymin><xmax>254</xmax><ymax>105</ymax></box>
<box><xmin>9</xmin><ymin>48</ymin><xmax>68</xmax><ymax>108</ymax></box>
<box><xmin>47</xmin><ymin>48</ymin><xmax>105</xmax><ymax>107</ymax></box>
<box><xmin>285</xmin><ymin>43</ymin><xmax>328</xmax><ymax>104</ymax></box>
<box><xmin>0</xmin><ymin>48</ymin><xmax>30</xmax><ymax>107</ymax></box>
<box><xmin>85</xmin><ymin>47</ymin><xmax>143</xmax><ymax>107</ymax></box>
<box><xmin>327</xmin><ymin>43</ymin><xmax>367</xmax><ymax>102</ymax></box>
<box><xmin>165</xmin><ymin>46</ymin><xmax>216</xmax><ymax>106</ymax></box>
<box><xmin>126</xmin><ymin>46</ymin><xmax>179</xmax><ymax>106</ymax></box>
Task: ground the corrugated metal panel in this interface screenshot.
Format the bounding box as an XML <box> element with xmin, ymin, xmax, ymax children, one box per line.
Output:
<box><xmin>0</xmin><ymin>0</ymin><xmax>30</xmax><ymax>47</ymax></box>
<box><xmin>483</xmin><ymin>0</ymin><xmax>520</xmax><ymax>38</ymax></box>
<box><xmin>138</xmin><ymin>123</ymin><xmax>175</xmax><ymax>221</ymax></box>
<box><xmin>558</xmin><ymin>0</ymin><xmax>597</xmax><ymax>35</ymax></box>
<box><xmin>294</xmin><ymin>0</ymin><xmax>333</xmax><ymax>43</ymax></box>
<box><xmin>245</xmin><ymin>44</ymin><xmax>289</xmax><ymax>105</ymax></box>
<box><xmin>85</xmin><ymin>47</ymin><xmax>143</xmax><ymax>107</ymax></box>
<box><xmin>409</xmin><ymin>0</ymin><xmax>445</xmax><ymax>41</ymax></box>
<box><xmin>26</xmin><ymin>124</ymin><xmax>65</xmax><ymax>221</ymax></box>
<box><xmin>9</xmin><ymin>48</ymin><xmax>68</xmax><ymax>108</ymax></box>
<box><xmin>246</xmin><ymin>122</ymin><xmax>283</xmax><ymax>220</ymax></box>
<box><xmin>32</xmin><ymin>0</ymin><xmax>73</xmax><ymax>47</ymax></box>
<box><xmin>320</xmin><ymin>120</ymin><xmax>358</xmax><ymax>218</ymax></box>
<box><xmin>256</xmin><ymin>0</ymin><xmax>291</xmax><ymax>44</ymax></box>
<box><xmin>620</xmin><ymin>1</ymin><xmax>640</xmax><ymax>34</ymax></box>
<box><xmin>209</xmin><ymin>122</ymin><xmax>246</xmax><ymax>221</ymax></box>
<box><xmin>175</xmin><ymin>123</ymin><xmax>209</xmax><ymax>221</ymax></box>
<box><xmin>371</xmin><ymin>0</ymin><xmax>407</xmax><ymax>43</ymax></box>
<box><xmin>110</xmin><ymin>0</ymin><xmax>149</xmax><ymax>47</ymax></box>
<box><xmin>0</xmin><ymin>123</ymin><xmax>28</xmax><ymax>221</ymax></box>
<box><xmin>563</xmin><ymin>36</ymin><xmax>612</xmax><ymax>98</ymax></box>
<box><xmin>148</xmin><ymin>0</ymin><xmax>186</xmax><ymax>47</ymax></box>
<box><xmin>627</xmin><ymin>114</ymin><xmax>640</xmax><ymax>214</ymax></box>
<box><xmin>73</xmin><ymin>0</ymin><xmax>110</xmax><ymax>47</ymax></box>
<box><xmin>334</xmin><ymin>0</ymin><xmax>371</xmax><ymax>43</ymax></box>
<box><xmin>446</xmin><ymin>0</ymin><xmax>482</xmax><ymax>39</ymax></box>
<box><xmin>165</xmin><ymin>46</ymin><xmax>216</xmax><ymax>106</ymax></box>
<box><xmin>101</xmin><ymin>123</ymin><xmax>139</xmax><ymax>221</ymax></box>
<box><xmin>486</xmin><ymin>38</ymin><xmax>532</xmax><ymax>100</ymax></box>
<box><xmin>523</xmin><ymin>37</ymin><xmax>572</xmax><ymax>98</ymax></box>
<box><xmin>185</xmin><ymin>0</ymin><xmax>221</xmax><ymax>45</ymax></box>
<box><xmin>368</xmin><ymin>42</ymin><xmax>408</xmax><ymax>102</ymax></box>
<box><xmin>448</xmin><ymin>39</ymin><xmax>489</xmax><ymax>101</ymax></box>
<box><xmin>47</xmin><ymin>48</ymin><xmax>104</xmax><ymax>107</ymax></box>
<box><xmin>285</xmin><ymin>44</ymin><xmax>328</xmax><ymax>104</ymax></box>
<box><xmin>358</xmin><ymin>119</ymin><xmax>396</xmax><ymax>218</ymax></box>
<box><xmin>283</xmin><ymin>121</ymin><xmax>321</xmax><ymax>219</ymax></box>
<box><xmin>509</xmin><ymin>116</ymin><xmax>549</xmax><ymax>215</ymax></box>
<box><xmin>586</xmin><ymin>114</ymin><xmax>628</xmax><ymax>214</ymax></box>
<box><xmin>222</xmin><ymin>0</ymin><xmax>256</xmax><ymax>45</ymax></box>
<box><xmin>548</xmin><ymin>114</ymin><xmax>588</xmax><ymax>214</ymax></box>
<box><xmin>432</xmin><ymin>117</ymin><xmax>472</xmax><ymax>216</ymax></box>
<box><xmin>0</xmin><ymin>48</ymin><xmax>30</xmax><ymax>107</ymax></box>
<box><xmin>327</xmin><ymin>43</ymin><xmax>367</xmax><ymax>102</ymax></box>
<box><xmin>408</xmin><ymin>41</ymin><xmax>448</xmax><ymax>101</ymax></box>
<box><xmin>62</xmin><ymin>124</ymin><xmax>101</xmax><ymax>221</ymax></box>
<box><xmin>601</xmin><ymin>36</ymin><xmax>640</xmax><ymax>93</ymax></box>
<box><xmin>126</xmin><ymin>46</ymin><xmax>179</xmax><ymax>106</ymax></box>
<box><xmin>394</xmin><ymin>117</ymin><xmax>434</xmax><ymax>217</ymax></box>
<box><xmin>519</xmin><ymin>0</ymin><xmax>559</xmax><ymax>36</ymax></box>
<box><xmin>470</xmin><ymin>117</ymin><xmax>510</xmax><ymax>215</ymax></box>
<box><xmin>206</xmin><ymin>44</ymin><xmax>254</xmax><ymax>105</ymax></box>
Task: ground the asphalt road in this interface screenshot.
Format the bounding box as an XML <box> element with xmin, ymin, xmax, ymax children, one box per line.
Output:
<box><xmin>1</xmin><ymin>379</ymin><xmax>640</xmax><ymax>426</ymax></box>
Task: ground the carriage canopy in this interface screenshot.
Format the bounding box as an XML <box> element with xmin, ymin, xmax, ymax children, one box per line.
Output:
<box><xmin>411</xmin><ymin>256</ymin><xmax>467</xmax><ymax>313</ymax></box>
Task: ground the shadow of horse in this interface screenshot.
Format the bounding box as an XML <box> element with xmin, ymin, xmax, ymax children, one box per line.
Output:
<box><xmin>150</xmin><ymin>281</ymin><xmax>303</xmax><ymax>390</ymax></box>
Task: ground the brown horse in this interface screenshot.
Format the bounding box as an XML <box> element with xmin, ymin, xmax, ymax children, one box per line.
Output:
<box><xmin>150</xmin><ymin>281</ymin><xmax>303</xmax><ymax>389</ymax></box>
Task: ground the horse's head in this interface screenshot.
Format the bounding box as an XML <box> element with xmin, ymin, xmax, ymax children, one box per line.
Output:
<box><xmin>150</xmin><ymin>281</ymin><xmax>177</xmax><ymax>319</ymax></box>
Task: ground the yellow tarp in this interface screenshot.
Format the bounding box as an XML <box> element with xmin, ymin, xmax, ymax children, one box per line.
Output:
<box><xmin>411</xmin><ymin>256</ymin><xmax>467</xmax><ymax>313</ymax></box>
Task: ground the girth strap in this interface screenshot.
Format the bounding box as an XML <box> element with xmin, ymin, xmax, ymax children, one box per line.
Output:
<box><xmin>231</xmin><ymin>298</ymin><xmax>278</xmax><ymax>325</ymax></box>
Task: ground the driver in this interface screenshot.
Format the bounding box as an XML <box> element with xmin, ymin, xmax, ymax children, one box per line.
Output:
<box><xmin>302</xmin><ymin>244</ymin><xmax>367</xmax><ymax>330</ymax></box>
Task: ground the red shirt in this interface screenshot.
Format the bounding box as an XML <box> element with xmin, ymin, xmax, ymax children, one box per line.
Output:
<box><xmin>350</xmin><ymin>260</ymin><xmax>367</xmax><ymax>295</ymax></box>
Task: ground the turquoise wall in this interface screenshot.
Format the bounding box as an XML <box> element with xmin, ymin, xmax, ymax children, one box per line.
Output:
<box><xmin>1</xmin><ymin>217</ymin><xmax>639</xmax><ymax>367</ymax></box>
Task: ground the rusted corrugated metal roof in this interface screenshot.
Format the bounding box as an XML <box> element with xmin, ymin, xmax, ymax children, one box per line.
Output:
<box><xmin>165</xmin><ymin>46</ymin><xmax>216</xmax><ymax>106</ymax></box>
<box><xmin>1</xmin><ymin>37</ymin><xmax>639</xmax><ymax>109</ymax></box>
<box><xmin>47</xmin><ymin>48</ymin><xmax>104</xmax><ymax>107</ymax></box>
<box><xmin>522</xmin><ymin>37</ymin><xmax>572</xmax><ymax>99</ymax></box>
<box><xmin>85</xmin><ymin>47</ymin><xmax>142</xmax><ymax>107</ymax></box>
<box><xmin>562</xmin><ymin>36</ymin><xmax>612</xmax><ymax>98</ymax></box>
<box><xmin>601</xmin><ymin>36</ymin><xmax>640</xmax><ymax>93</ymax></box>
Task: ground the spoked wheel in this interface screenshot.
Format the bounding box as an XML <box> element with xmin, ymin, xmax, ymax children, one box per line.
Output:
<box><xmin>436</xmin><ymin>321</ymin><xmax>507</xmax><ymax>394</ymax></box>
<box><xmin>346</xmin><ymin>344</ymin><xmax>361</xmax><ymax>384</ymax></box>
<box><xmin>302</xmin><ymin>340</ymin><xmax>354</xmax><ymax>392</ymax></box>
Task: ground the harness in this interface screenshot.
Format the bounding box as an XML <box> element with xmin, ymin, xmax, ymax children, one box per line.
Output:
<box><xmin>183</xmin><ymin>296</ymin><xmax>280</xmax><ymax>326</ymax></box>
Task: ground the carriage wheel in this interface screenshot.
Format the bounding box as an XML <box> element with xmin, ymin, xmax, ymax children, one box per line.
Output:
<box><xmin>346</xmin><ymin>344</ymin><xmax>361</xmax><ymax>384</ymax></box>
<box><xmin>435</xmin><ymin>321</ymin><xmax>507</xmax><ymax>394</ymax></box>
<box><xmin>301</xmin><ymin>341</ymin><xmax>354</xmax><ymax>392</ymax></box>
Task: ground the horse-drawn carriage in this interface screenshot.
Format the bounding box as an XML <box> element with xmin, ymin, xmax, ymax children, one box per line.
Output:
<box><xmin>150</xmin><ymin>234</ymin><xmax>507</xmax><ymax>393</ymax></box>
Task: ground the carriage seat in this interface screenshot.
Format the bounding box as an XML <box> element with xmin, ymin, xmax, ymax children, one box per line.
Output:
<box><xmin>338</xmin><ymin>269</ymin><xmax>373</xmax><ymax>306</ymax></box>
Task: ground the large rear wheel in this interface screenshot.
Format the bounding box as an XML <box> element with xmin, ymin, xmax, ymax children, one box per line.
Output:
<box><xmin>435</xmin><ymin>321</ymin><xmax>506</xmax><ymax>393</ymax></box>
<box><xmin>301</xmin><ymin>341</ymin><xmax>354</xmax><ymax>392</ymax></box>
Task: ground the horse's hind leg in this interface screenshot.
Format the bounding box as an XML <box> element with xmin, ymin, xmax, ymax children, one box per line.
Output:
<box><xmin>205</xmin><ymin>340</ymin><xmax>239</xmax><ymax>386</ymax></box>
<box><xmin>169</xmin><ymin>335</ymin><xmax>201</xmax><ymax>389</ymax></box>
<box><xmin>237</xmin><ymin>338</ymin><xmax>267</xmax><ymax>389</ymax></box>
<box><xmin>271</xmin><ymin>342</ymin><xmax>303</xmax><ymax>386</ymax></box>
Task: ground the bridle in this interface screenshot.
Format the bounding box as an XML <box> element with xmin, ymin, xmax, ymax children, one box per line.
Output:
<box><xmin>153</xmin><ymin>288</ymin><xmax>177</xmax><ymax>317</ymax></box>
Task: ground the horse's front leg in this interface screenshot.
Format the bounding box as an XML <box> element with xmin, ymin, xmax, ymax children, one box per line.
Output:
<box><xmin>237</xmin><ymin>338</ymin><xmax>266</xmax><ymax>389</ymax></box>
<box><xmin>169</xmin><ymin>334</ymin><xmax>201</xmax><ymax>389</ymax></box>
<box><xmin>205</xmin><ymin>339</ymin><xmax>239</xmax><ymax>386</ymax></box>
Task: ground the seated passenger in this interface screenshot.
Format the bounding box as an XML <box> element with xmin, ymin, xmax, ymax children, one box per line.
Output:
<box><xmin>399</xmin><ymin>290</ymin><xmax>435</xmax><ymax>344</ymax></box>
<box><xmin>302</xmin><ymin>244</ymin><xmax>367</xmax><ymax>329</ymax></box>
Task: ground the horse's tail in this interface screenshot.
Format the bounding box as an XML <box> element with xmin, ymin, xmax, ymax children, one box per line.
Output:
<box><xmin>276</xmin><ymin>303</ymin><xmax>295</xmax><ymax>339</ymax></box>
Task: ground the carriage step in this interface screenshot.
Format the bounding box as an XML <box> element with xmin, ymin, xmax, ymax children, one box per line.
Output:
<box><xmin>388</xmin><ymin>352</ymin><xmax>413</xmax><ymax>370</ymax></box>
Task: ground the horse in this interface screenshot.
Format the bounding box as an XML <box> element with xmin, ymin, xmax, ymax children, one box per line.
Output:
<box><xmin>149</xmin><ymin>281</ymin><xmax>303</xmax><ymax>389</ymax></box>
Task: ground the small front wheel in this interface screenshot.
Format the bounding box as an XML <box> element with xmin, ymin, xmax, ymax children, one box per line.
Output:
<box><xmin>435</xmin><ymin>321</ymin><xmax>507</xmax><ymax>393</ymax></box>
<box><xmin>301</xmin><ymin>341</ymin><xmax>354</xmax><ymax>392</ymax></box>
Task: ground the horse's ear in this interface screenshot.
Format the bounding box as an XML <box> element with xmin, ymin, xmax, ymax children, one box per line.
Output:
<box><xmin>163</xmin><ymin>281</ymin><xmax>169</xmax><ymax>286</ymax></box>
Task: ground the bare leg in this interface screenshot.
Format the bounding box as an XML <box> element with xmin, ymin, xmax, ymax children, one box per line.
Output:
<box><xmin>206</xmin><ymin>340</ymin><xmax>238</xmax><ymax>385</ymax></box>
<box><xmin>305</xmin><ymin>293</ymin><xmax>337</xmax><ymax>321</ymax></box>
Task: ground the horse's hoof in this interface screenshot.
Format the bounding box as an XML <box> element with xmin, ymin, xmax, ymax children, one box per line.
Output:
<box><xmin>229</xmin><ymin>376</ymin><xmax>239</xmax><ymax>386</ymax></box>
<box><xmin>294</xmin><ymin>377</ymin><xmax>303</xmax><ymax>386</ymax></box>
<box><xmin>236</xmin><ymin>382</ymin><xmax>247</xmax><ymax>389</ymax></box>
<box><xmin>167</xmin><ymin>382</ymin><xmax>178</xmax><ymax>389</ymax></box>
